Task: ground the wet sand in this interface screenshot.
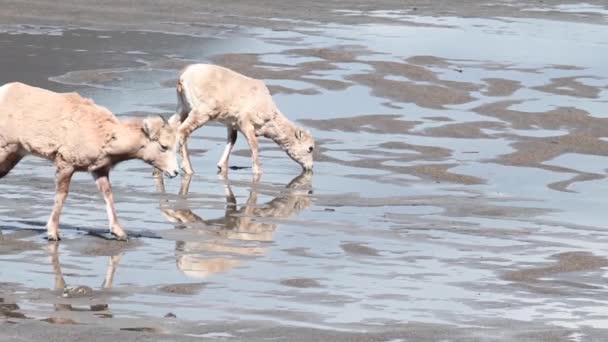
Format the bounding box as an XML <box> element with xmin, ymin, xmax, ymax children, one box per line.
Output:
<box><xmin>1</xmin><ymin>0</ymin><xmax>608</xmax><ymax>341</ymax></box>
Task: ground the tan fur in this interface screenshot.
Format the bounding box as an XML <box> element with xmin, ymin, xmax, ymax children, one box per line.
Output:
<box><xmin>0</xmin><ymin>82</ymin><xmax>179</xmax><ymax>240</ymax></box>
<box><xmin>171</xmin><ymin>64</ymin><xmax>315</xmax><ymax>175</ymax></box>
<box><xmin>156</xmin><ymin>172</ymin><xmax>312</xmax><ymax>278</ymax></box>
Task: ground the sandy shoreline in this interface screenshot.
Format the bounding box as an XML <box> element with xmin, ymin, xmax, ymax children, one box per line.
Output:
<box><xmin>1</xmin><ymin>0</ymin><xmax>607</xmax><ymax>33</ymax></box>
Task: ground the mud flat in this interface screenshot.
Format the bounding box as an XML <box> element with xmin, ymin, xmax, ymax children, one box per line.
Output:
<box><xmin>1</xmin><ymin>0</ymin><xmax>608</xmax><ymax>341</ymax></box>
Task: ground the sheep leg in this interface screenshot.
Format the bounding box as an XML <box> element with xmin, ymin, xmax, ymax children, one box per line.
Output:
<box><xmin>48</xmin><ymin>243</ymin><xmax>75</xmax><ymax>311</ymax></box>
<box><xmin>154</xmin><ymin>170</ymin><xmax>192</xmax><ymax>196</ymax></box>
<box><xmin>47</xmin><ymin>166</ymin><xmax>74</xmax><ymax>241</ymax></box>
<box><xmin>217</xmin><ymin>126</ymin><xmax>238</xmax><ymax>175</ymax></box>
<box><xmin>101</xmin><ymin>254</ymin><xmax>122</xmax><ymax>288</ymax></box>
<box><xmin>93</xmin><ymin>170</ymin><xmax>127</xmax><ymax>241</ymax></box>
<box><xmin>0</xmin><ymin>144</ymin><xmax>23</xmax><ymax>179</ymax></box>
<box><xmin>179</xmin><ymin>173</ymin><xmax>193</xmax><ymax>196</ymax></box>
<box><xmin>179</xmin><ymin>136</ymin><xmax>193</xmax><ymax>175</ymax></box>
<box><xmin>222</xmin><ymin>180</ymin><xmax>237</xmax><ymax>219</ymax></box>
<box><xmin>48</xmin><ymin>242</ymin><xmax>65</xmax><ymax>289</ymax></box>
<box><xmin>245</xmin><ymin>188</ymin><xmax>259</xmax><ymax>214</ymax></box>
<box><xmin>242</xmin><ymin>126</ymin><xmax>262</xmax><ymax>175</ymax></box>
<box><xmin>176</xmin><ymin>109</ymin><xmax>211</xmax><ymax>175</ymax></box>
<box><xmin>154</xmin><ymin>173</ymin><xmax>166</xmax><ymax>193</ymax></box>
<box><xmin>84</xmin><ymin>254</ymin><xmax>121</xmax><ymax>312</ymax></box>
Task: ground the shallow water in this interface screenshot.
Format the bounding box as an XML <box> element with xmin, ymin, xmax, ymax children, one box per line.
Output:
<box><xmin>1</xmin><ymin>10</ymin><xmax>608</xmax><ymax>336</ymax></box>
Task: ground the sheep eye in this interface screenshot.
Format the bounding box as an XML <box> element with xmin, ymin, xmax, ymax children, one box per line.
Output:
<box><xmin>160</xmin><ymin>144</ymin><xmax>169</xmax><ymax>152</ymax></box>
<box><xmin>308</xmin><ymin>146</ymin><xmax>314</xmax><ymax>153</ymax></box>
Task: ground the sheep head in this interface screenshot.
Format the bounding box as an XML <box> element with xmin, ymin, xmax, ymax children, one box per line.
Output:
<box><xmin>285</xmin><ymin>127</ymin><xmax>315</xmax><ymax>171</ymax></box>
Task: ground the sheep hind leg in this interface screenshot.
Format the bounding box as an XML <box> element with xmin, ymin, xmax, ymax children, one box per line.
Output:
<box><xmin>0</xmin><ymin>144</ymin><xmax>23</xmax><ymax>179</ymax></box>
<box><xmin>217</xmin><ymin>126</ymin><xmax>238</xmax><ymax>176</ymax></box>
<box><xmin>0</xmin><ymin>144</ymin><xmax>22</xmax><ymax>237</ymax></box>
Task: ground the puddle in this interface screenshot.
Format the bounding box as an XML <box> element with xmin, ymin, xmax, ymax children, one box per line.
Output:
<box><xmin>1</xmin><ymin>9</ymin><xmax>608</xmax><ymax>338</ymax></box>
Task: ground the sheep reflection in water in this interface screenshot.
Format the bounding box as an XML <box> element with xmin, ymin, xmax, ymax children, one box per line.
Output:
<box><xmin>48</xmin><ymin>243</ymin><xmax>119</xmax><ymax>317</ymax></box>
<box><xmin>155</xmin><ymin>172</ymin><xmax>313</xmax><ymax>279</ymax></box>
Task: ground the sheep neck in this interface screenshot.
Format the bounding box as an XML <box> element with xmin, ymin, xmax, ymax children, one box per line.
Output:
<box><xmin>260</xmin><ymin>112</ymin><xmax>297</xmax><ymax>150</ymax></box>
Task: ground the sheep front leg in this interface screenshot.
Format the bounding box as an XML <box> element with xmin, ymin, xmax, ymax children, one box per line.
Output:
<box><xmin>178</xmin><ymin>133</ymin><xmax>194</xmax><ymax>175</ymax></box>
<box><xmin>179</xmin><ymin>173</ymin><xmax>194</xmax><ymax>196</ymax></box>
<box><xmin>217</xmin><ymin>126</ymin><xmax>238</xmax><ymax>175</ymax></box>
<box><xmin>47</xmin><ymin>167</ymin><xmax>75</xmax><ymax>241</ymax></box>
<box><xmin>93</xmin><ymin>171</ymin><xmax>127</xmax><ymax>241</ymax></box>
<box><xmin>242</xmin><ymin>126</ymin><xmax>262</xmax><ymax>175</ymax></box>
<box><xmin>177</xmin><ymin>109</ymin><xmax>211</xmax><ymax>175</ymax></box>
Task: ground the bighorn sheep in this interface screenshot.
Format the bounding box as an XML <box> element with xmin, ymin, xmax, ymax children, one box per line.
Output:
<box><xmin>0</xmin><ymin>82</ymin><xmax>179</xmax><ymax>241</ymax></box>
<box><xmin>155</xmin><ymin>172</ymin><xmax>313</xmax><ymax>278</ymax></box>
<box><xmin>170</xmin><ymin>64</ymin><xmax>315</xmax><ymax>176</ymax></box>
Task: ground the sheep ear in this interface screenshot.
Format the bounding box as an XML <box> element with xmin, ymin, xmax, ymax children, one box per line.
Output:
<box><xmin>143</xmin><ymin>115</ymin><xmax>165</xmax><ymax>140</ymax></box>
<box><xmin>167</xmin><ymin>114</ymin><xmax>181</xmax><ymax>130</ymax></box>
<box><xmin>295</xmin><ymin>128</ymin><xmax>304</xmax><ymax>141</ymax></box>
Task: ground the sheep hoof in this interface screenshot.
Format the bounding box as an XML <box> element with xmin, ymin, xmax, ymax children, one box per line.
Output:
<box><xmin>111</xmin><ymin>231</ymin><xmax>128</xmax><ymax>242</ymax></box>
<box><xmin>47</xmin><ymin>234</ymin><xmax>61</xmax><ymax>241</ymax></box>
